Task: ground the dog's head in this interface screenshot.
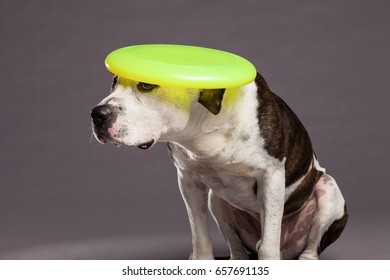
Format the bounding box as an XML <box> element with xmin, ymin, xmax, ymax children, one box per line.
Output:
<box><xmin>91</xmin><ymin>75</ymin><xmax>226</xmax><ymax>149</ymax></box>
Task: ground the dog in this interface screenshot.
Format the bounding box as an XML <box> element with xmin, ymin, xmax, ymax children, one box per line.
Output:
<box><xmin>91</xmin><ymin>73</ymin><xmax>348</xmax><ymax>260</ymax></box>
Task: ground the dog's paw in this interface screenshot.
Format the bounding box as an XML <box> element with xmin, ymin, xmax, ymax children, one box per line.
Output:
<box><xmin>256</xmin><ymin>240</ymin><xmax>281</xmax><ymax>260</ymax></box>
<box><xmin>189</xmin><ymin>252</ymin><xmax>214</xmax><ymax>260</ymax></box>
<box><xmin>298</xmin><ymin>251</ymin><xmax>319</xmax><ymax>260</ymax></box>
<box><xmin>230</xmin><ymin>253</ymin><xmax>250</xmax><ymax>260</ymax></box>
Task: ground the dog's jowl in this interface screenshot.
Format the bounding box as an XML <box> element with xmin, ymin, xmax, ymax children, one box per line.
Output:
<box><xmin>91</xmin><ymin>74</ymin><xmax>348</xmax><ymax>260</ymax></box>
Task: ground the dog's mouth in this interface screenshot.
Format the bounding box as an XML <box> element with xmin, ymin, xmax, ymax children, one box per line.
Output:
<box><xmin>93</xmin><ymin>129</ymin><xmax>110</xmax><ymax>144</ymax></box>
<box><xmin>137</xmin><ymin>139</ymin><xmax>155</xmax><ymax>150</ymax></box>
<box><xmin>93</xmin><ymin>126</ymin><xmax>155</xmax><ymax>150</ymax></box>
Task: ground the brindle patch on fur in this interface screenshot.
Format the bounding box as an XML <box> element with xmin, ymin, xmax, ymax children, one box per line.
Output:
<box><xmin>318</xmin><ymin>204</ymin><xmax>348</xmax><ymax>254</ymax></box>
<box><xmin>283</xmin><ymin>167</ymin><xmax>323</xmax><ymax>216</ymax></box>
<box><xmin>255</xmin><ymin>74</ymin><xmax>314</xmax><ymax>187</ymax></box>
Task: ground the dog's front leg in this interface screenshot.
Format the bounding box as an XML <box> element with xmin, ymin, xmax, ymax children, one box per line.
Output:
<box><xmin>177</xmin><ymin>169</ymin><xmax>213</xmax><ymax>260</ymax></box>
<box><xmin>256</xmin><ymin>167</ymin><xmax>285</xmax><ymax>260</ymax></box>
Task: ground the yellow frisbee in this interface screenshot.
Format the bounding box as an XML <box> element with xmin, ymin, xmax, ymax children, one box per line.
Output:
<box><xmin>105</xmin><ymin>44</ymin><xmax>256</xmax><ymax>89</ymax></box>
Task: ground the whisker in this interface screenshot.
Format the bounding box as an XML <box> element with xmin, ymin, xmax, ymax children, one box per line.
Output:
<box><xmin>86</xmin><ymin>124</ymin><xmax>95</xmax><ymax>144</ymax></box>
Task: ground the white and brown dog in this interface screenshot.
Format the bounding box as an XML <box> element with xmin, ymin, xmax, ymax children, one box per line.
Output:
<box><xmin>91</xmin><ymin>73</ymin><xmax>348</xmax><ymax>260</ymax></box>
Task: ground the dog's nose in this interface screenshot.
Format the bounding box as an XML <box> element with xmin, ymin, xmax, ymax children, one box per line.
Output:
<box><xmin>91</xmin><ymin>105</ymin><xmax>113</xmax><ymax>126</ymax></box>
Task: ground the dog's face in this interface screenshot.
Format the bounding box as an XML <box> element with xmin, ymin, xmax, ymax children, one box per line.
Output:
<box><xmin>91</xmin><ymin>76</ymin><xmax>226</xmax><ymax>149</ymax></box>
<box><xmin>91</xmin><ymin>76</ymin><xmax>198</xmax><ymax>149</ymax></box>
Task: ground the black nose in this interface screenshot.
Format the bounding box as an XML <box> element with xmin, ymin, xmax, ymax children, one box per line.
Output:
<box><xmin>91</xmin><ymin>105</ymin><xmax>113</xmax><ymax>126</ymax></box>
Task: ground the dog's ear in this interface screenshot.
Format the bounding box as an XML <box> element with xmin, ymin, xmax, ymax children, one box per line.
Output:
<box><xmin>198</xmin><ymin>89</ymin><xmax>226</xmax><ymax>115</ymax></box>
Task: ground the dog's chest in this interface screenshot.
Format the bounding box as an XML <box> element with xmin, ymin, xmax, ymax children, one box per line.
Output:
<box><xmin>170</xmin><ymin>143</ymin><xmax>278</xmax><ymax>213</ymax></box>
<box><xmin>198</xmin><ymin>163</ymin><xmax>260</xmax><ymax>212</ymax></box>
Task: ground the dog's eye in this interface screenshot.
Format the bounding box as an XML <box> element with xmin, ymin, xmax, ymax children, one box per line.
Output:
<box><xmin>137</xmin><ymin>82</ymin><xmax>158</xmax><ymax>92</ymax></box>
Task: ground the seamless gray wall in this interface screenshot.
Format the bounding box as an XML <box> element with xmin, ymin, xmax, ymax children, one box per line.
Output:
<box><xmin>0</xmin><ymin>0</ymin><xmax>389</xmax><ymax>259</ymax></box>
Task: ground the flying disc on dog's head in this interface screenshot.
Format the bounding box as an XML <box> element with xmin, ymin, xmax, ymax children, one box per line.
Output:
<box><xmin>105</xmin><ymin>44</ymin><xmax>257</xmax><ymax>89</ymax></box>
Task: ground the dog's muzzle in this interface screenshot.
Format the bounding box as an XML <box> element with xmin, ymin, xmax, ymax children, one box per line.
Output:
<box><xmin>91</xmin><ymin>105</ymin><xmax>115</xmax><ymax>143</ymax></box>
<box><xmin>91</xmin><ymin>105</ymin><xmax>155</xmax><ymax>150</ymax></box>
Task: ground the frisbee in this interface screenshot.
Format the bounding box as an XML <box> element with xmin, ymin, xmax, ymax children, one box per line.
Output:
<box><xmin>105</xmin><ymin>44</ymin><xmax>256</xmax><ymax>89</ymax></box>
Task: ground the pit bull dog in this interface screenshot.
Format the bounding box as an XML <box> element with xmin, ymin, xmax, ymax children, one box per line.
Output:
<box><xmin>91</xmin><ymin>73</ymin><xmax>348</xmax><ymax>259</ymax></box>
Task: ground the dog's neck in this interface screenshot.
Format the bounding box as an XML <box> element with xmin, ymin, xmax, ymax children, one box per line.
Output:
<box><xmin>166</xmin><ymin>81</ymin><xmax>260</xmax><ymax>161</ymax></box>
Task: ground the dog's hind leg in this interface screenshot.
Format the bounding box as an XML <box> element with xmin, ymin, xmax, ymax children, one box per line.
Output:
<box><xmin>209</xmin><ymin>190</ymin><xmax>260</xmax><ymax>260</ymax></box>
<box><xmin>298</xmin><ymin>174</ymin><xmax>348</xmax><ymax>260</ymax></box>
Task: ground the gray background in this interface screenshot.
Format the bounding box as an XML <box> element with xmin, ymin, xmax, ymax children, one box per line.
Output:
<box><xmin>0</xmin><ymin>0</ymin><xmax>389</xmax><ymax>259</ymax></box>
